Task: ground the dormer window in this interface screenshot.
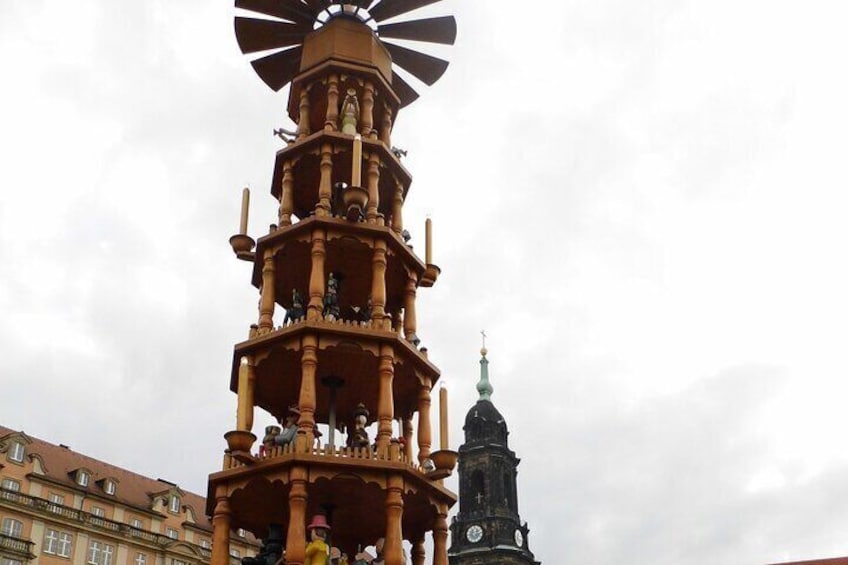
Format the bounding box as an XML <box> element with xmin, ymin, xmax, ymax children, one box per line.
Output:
<box><xmin>8</xmin><ymin>442</ymin><xmax>24</xmax><ymax>463</ymax></box>
<box><xmin>237</xmin><ymin>528</ymin><xmax>246</xmax><ymax>538</ymax></box>
<box><xmin>104</xmin><ymin>480</ymin><xmax>116</xmax><ymax>495</ymax></box>
<box><xmin>77</xmin><ymin>471</ymin><xmax>90</xmax><ymax>487</ymax></box>
<box><xmin>169</xmin><ymin>496</ymin><xmax>180</xmax><ymax>513</ymax></box>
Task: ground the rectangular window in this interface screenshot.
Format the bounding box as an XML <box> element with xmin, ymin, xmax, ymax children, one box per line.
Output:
<box><xmin>44</xmin><ymin>529</ymin><xmax>60</xmax><ymax>554</ymax></box>
<box><xmin>102</xmin><ymin>543</ymin><xmax>114</xmax><ymax>565</ymax></box>
<box><xmin>169</xmin><ymin>496</ymin><xmax>180</xmax><ymax>513</ymax></box>
<box><xmin>199</xmin><ymin>539</ymin><xmax>211</xmax><ymax>550</ymax></box>
<box><xmin>2</xmin><ymin>558</ymin><xmax>23</xmax><ymax>565</ymax></box>
<box><xmin>104</xmin><ymin>481</ymin><xmax>115</xmax><ymax>495</ymax></box>
<box><xmin>77</xmin><ymin>471</ymin><xmax>89</xmax><ymax>487</ymax></box>
<box><xmin>237</xmin><ymin>528</ymin><xmax>245</xmax><ymax>538</ymax></box>
<box><xmin>172</xmin><ymin>560</ymin><xmax>188</xmax><ymax>565</ymax></box>
<box><xmin>58</xmin><ymin>532</ymin><xmax>73</xmax><ymax>557</ymax></box>
<box><xmin>48</xmin><ymin>493</ymin><xmax>65</xmax><ymax>513</ymax></box>
<box><xmin>134</xmin><ymin>554</ymin><xmax>147</xmax><ymax>565</ymax></box>
<box><xmin>88</xmin><ymin>540</ymin><xmax>102</xmax><ymax>564</ymax></box>
<box><xmin>1</xmin><ymin>478</ymin><xmax>21</xmax><ymax>500</ymax></box>
<box><xmin>229</xmin><ymin>550</ymin><xmax>240</xmax><ymax>558</ymax></box>
<box><xmin>8</xmin><ymin>442</ymin><xmax>24</xmax><ymax>463</ymax></box>
<box><xmin>166</xmin><ymin>527</ymin><xmax>178</xmax><ymax>540</ymax></box>
<box><xmin>1</xmin><ymin>518</ymin><xmax>23</xmax><ymax>538</ymax></box>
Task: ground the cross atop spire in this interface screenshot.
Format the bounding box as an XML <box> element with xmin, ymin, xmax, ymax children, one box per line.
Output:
<box><xmin>476</xmin><ymin>335</ymin><xmax>493</xmax><ymax>401</ymax></box>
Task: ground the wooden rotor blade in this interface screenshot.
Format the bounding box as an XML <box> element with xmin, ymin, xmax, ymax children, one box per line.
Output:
<box><xmin>368</xmin><ymin>0</ymin><xmax>440</xmax><ymax>23</ymax></box>
<box><xmin>235</xmin><ymin>0</ymin><xmax>316</xmax><ymax>25</ymax></box>
<box><xmin>235</xmin><ymin>17</ymin><xmax>309</xmax><ymax>54</ymax></box>
<box><xmin>391</xmin><ymin>70</ymin><xmax>419</xmax><ymax>107</ymax></box>
<box><xmin>383</xmin><ymin>42</ymin><xmax>448</xmax><ymax>85</ymax></box>
<box><xmin>378</xmin><ymin>16</ymin><xmax>456</xmax><ymax>45</ymax></box>
<box><xmin>250</xmin><ymin>46</ymin><xmax>304</xmax><ymax>91</ymax></box>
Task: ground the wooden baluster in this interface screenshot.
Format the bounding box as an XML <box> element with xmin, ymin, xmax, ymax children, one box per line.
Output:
<box><xmin>361</xmin><ymin>81</ymin><xmax>375</xmax><ymax>138</ymax></box>
<box><xmin>278</xmin><ymin>161</ymin><xmax>294</xmax><ymax>226</ymax></box>
<box><xmin>307</xmin><ymin>229</ymin><xmax>326</xmax><ymax>321</ymax></box>
<box><xmin>417</xmin><ymin>378</ymin><xmax>432</xmax><ymax>465</ymax></box>
<box><xmin>325</xmin><ymin>74</ymin><xmax>340</xmax><ymax>131</ymax></box>
<box><xmin>258</xmin><ymin>249</ymin><xmax>276</xmax><ymax>330</ymax></box>
<box><xmin>285</xmin><ymin>466</ymin><xmax>308</xmax><ymax>565</ymax></box>
<box><xmin>384</xmin><ymin>474</ymin><xmax>404</xmax><ymax>565</ymax></box>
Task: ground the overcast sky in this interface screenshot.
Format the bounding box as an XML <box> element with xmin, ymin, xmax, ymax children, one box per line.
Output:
<box><xmin>3</xmin><ymin>1</ymin><xmax>848</xmax><ymax>564</ymax></box>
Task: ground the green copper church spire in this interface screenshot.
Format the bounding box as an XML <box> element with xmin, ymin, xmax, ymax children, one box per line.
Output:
<box><xmin>476</xmin><ymin>331</ymin><xmax>493</xmax><ymax>400</ymax></box>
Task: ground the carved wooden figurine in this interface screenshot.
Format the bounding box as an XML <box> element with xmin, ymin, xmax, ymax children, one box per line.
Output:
<box><xmin>323</xmin><ymin>272</ymin><xmax>340</xmax><ymax>320</ymax></box>
<box><xmin>283</xmin><ymin>288</ymin><xmax>305</xmax><ymax>325</ymax></box>
<box><xmin>273</xmin><ymin>406</ymin><xmax>300</xmax><ymax>447</ymax></box>
<box><xmin>347</xmin><ymin>403</ymin><xmax>371</xmax><ymax>449</ymax></box>
<box><xmin>341</xmin><ymin>89</ymin><xmax>360</xmax><ymax>135</ymax></box>
<box><xmin>305</xmin><ymin>515</ymin><xmax>331</xmax><ymax>565</ymax></box>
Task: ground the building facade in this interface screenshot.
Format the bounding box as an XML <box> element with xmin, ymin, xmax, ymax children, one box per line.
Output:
<box><xmin>448</xmin><ymin>350</ymin><xmax>539</xmax><ymax>565</ymax></box>
<box><xmin>0</xmin><ymin>427</ymin><xmax>256</xmax><ymax>565</ymax></box>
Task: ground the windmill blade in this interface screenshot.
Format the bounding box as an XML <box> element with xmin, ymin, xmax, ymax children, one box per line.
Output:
<box><xmin>378</xmin><ymin>16</ymin><xmax>456</xmax><ymax>45</ymax></box>
<box><xmin>235</xmin><ymin>0</ymin><xmax>316</xmax><ymax>25</ymax></box>
<box><xmin>391</xmin><ymin>70</ymin><xmax>419</xmax><ymax>107</ymax></box>
<box><xmin>368</xmin><ymin>0</ymin><xmax>441</xmax><ymax>23</ymax></box>
<box><xmin>235</xmin><ymin>17</ymin><xmax>310</xmax><ymax>54</ymax></box>
<box><xmin>383</xmin><ymin>42</ymin><xmax>449</xmax><ymax>85</ymax></box>
<box><xmin>251</xmin><ymin>46</ymin><xmax>304</xmax><ymax>91</ymax></box>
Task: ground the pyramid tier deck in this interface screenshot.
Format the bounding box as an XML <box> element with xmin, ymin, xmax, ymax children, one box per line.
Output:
<box><xmin>249</xmin><ymin>216</ymin><xmax>429</xmax><ymax>320</ymax></box>
<box><xmin>269</xmin><ymin>131</ymin><xmax>412</xmax><ymax>223</ymax></box>
<box><xmin>230</xmin><ymin>318</ymin><xmax>439</xmax><ymax>424</ymax></box>
<box><xmin>207</xmin><ymin>451</ymin><xmax>455</xmax><ymax>563</ymax></box>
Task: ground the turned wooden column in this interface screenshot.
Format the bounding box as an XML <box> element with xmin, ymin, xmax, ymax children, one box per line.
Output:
<box><xmin>371</xmin><ymin>239</ymin><xmax>387</xmax><ymax>325</ymax></box>
<box><xmin>432</xmin><ymin>503</ymin><xmax>449</xmax><ymax>565</ymax></box>
<box><xmin>298</xmin><ymin>333</ymin><xmax>318</xmax><ymax>447</ymax></box>
<box><xmin>325</xmin><ymin>74</ymin><xmax>340</xmax><ymax>131</ymax></box>
<box><xmin>258</xmin><ymin>249</ymin><xmax>276</xmax><ymax>330</ymax></box>
<box><xmin>317</xmin><ymin>143</ymin><xmax>333</xmax><ymax>216</ymax></box>
<box><xmin>307</xmin><ymin>229</ymin><xmax>326</xmax><ymax>321</ymax></box>
<box><xmin>366</xmin><ymin>152</ymin><xmax>381</xmax><ymax>224</ymax></box>
<box><xmin>279</xmin><ymin>160</ymin><xmax>295</xmax><ymax>226</ymax></box>
<box><xmin>376</xmin><ymin>344</ymin><xmax>395</xmax><ymax>453</ymax></box>
<box><xmin>286</xmin><ymin>466</ymin><xmax>308</xmax><ymax>565</ymax></box>
<box><xmin>383</xmin><ymin>474</ymin><xmax>404</xmax><ymax>565</ymax></box>
<box><xmin>210</xmin><ymin>486</ymin><xmax>231</xmax><ymax>565</ymax></box>
<box><xmin>391</xmin><ymin>181</ymin><xmax>404</xmax><ymax>235</ymax></box>
<box><xmin>403</xmin><ymin>274</ymin><xmax>417</xmax><ymax>342</ymax></box>
<box><xmin>380</xmin><ymin>105</ymin><xmax>393</xmax><ymax>146</ymax></box>
<box><xmin>417</xmin><ymin>378</ymin><xmax>432</xmax><ymax>465</ymax></box>
<box><xmin>361</xmin><ymin>81</ymin><xmax>375</xmax><ymax>139</ymax></box>
<box><xmin>411</xmin><ymin>539</ymin><xmax>425</xmax><ymax>565</ymax></box>
<box><xmin>297</xmin><ymin>88</ymin><xmax>311</xmax><ymax>139</ymax></box>
<box><xmin>236</xmin><ymin>356</ymin><xmax>255</xmax><ymax>431</ymax></box>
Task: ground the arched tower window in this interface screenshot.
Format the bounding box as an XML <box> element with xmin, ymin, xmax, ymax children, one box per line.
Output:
<box><xmin>503</xmin><ymin>471</ymin><xmax>516</xmax><ymax>512</ymax></box>
<box><xmin>471</xmin><ymin>470</ymin><xmax>486</xmax><ymax>509</ymax></box>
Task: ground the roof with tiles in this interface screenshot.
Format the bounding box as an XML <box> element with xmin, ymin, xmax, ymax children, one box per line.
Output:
<box><xmin>0</xmin><ymin>425</ymin><xmax>213</xmax><ymax>531</ymax></box>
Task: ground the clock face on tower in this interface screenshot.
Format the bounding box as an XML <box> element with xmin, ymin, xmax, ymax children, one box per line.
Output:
<box><xmin>466</xmin><ymin>525</ymin><xmax>483</xmax><ymax>543</ymax></box>
<box><xmin>514</xmin><ymin>529</ymin><xmax>524</xmax><ymax>547</ymax></box>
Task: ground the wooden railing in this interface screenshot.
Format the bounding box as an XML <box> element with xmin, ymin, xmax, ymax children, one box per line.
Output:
<box><xmin>225</xmin><ymin>440</ymin><xmax>423</xmax><ymax>472</ymax></box>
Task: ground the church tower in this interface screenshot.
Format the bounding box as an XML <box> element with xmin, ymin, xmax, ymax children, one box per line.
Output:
<box><xmin>448</xmin><ymin>348</ymin><xmax>539</xmax><ymax>565</ymax></box>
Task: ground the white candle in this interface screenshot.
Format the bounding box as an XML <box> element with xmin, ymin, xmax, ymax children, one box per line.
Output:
<box><xmin>239</xmin><ymin>187</ymin><xmax>250</xmax><ymax>235</ymax></box>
